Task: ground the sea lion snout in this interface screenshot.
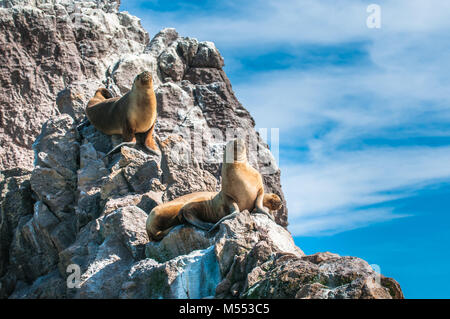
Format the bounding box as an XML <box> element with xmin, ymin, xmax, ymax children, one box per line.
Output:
<box><xmin>263</xmin><ymin>193</ymin><xmax>282</xmax><ymax>211</ymax></box>
<box><xmin>137</xmin><ymin>71</ymin><xmax>152</xmax><ymax>85</ymax></box>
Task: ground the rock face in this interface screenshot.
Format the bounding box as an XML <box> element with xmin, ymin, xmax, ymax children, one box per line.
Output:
<box><xmin>0</xmin><ymin>0</ymin><xmax>147</xmax><ymax>170</ymax></box>
<box><xmin>0</xmin><ymin>0</ymin><xmax>404</xmax><ymax>299</ymax></box>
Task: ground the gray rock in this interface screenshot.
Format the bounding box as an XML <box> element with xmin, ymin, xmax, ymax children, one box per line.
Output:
<box><xmin>77</xmin><ymin>236</ymin><xmax>134</xmax><ymax>299</ymax></box>
<box><xmin>158</xmin><ymin>44</ymin><xmax>186</xmax><ymax>82</ymax></box>
<box><xmin>0</xmin><ymin>168</ymin><xmax>33</xmax><ymax>278</ymax></box>
<box><xmin>191</xmin><ymin>42</ymin><xmax>224</xmax><ymax>69</ymax></box>
<box><xmin>99</xmin><ymin>206</ymin><xmax>149</xmax><ymax>260</ymax></box>
<box><xmin>102</xmin><ymin>192</ymin><xmax>162</xmax><ymax>216</ymax></box>
<box><xmin>145</xmin><ymin>225</ymin><xmax>212</xmax><ymax>263</ymax></box>
<box><xmin>9</xmin><ymin>201</ymin><xmax>75</xmax><ymax>283</ymax></box>
<box><xmin>159</xmin><ymin>135</ymin><xmax>218</xmax><ymax>201</ymax></box>
<box><xmin>121</xmin><ymin>246</ymin><xmax>221</xmax><ymax>299</ymax></box>
<box><xmin>0</xmin><ymin>1</ymin><xmax>148</xmax><ymax>170</ymax></box>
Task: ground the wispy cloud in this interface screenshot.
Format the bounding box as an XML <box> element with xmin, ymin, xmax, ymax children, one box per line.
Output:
<box><xmin>283</xmin><ymin>146</ymin><xmax>450</xmax><ymax>235</ymax></box>
<box><xmin>121</xmin><ymin>0</ymin><xmax>450</xmax><ymax>236</ymax></box>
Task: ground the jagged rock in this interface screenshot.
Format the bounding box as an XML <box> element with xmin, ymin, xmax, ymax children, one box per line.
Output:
<box><xmin>33</xmin><ymin>114</ymin><xmax>79</xmax><ymax>180</ymax></box>
<box><xmin>106</xmin><ymin>53</ymin><xmax>160</xmax><ymax>95</ymax></box>
<box><xmin>159</xmin><ymin>135</ymin><xmax>218</xmax><ymax>201</ymax></box>
<box><xmin>0</xmin><ymin>168</ymin><xmax>33</xmax><ymax>280</ymax></box>
<box><xmin>145</xmin><ymin>225</ymin><xmax>212</xmax><ymax>263</ymax></box>
<box><xmin>0</xmin><ymin>0</ymin><xmax>148</xmax><ymax>170</ymax></box>
<box><xmin>121</xmin><ymin>246</ymin><xmax>221</xmax><ymax>299</ymax></box>
<box><xmin>9</xmin><ymin>201</ymin><xmax>76</xmax><ymax>283</ymax></box>
<box><xmin>9</xmin><ymin>270</ymin><xmax>67</xmax><ymax>299</ymax></box>
<box><xmin>99</xmin><ymin>206</ymin><xmax>148</xmax><ymax>260</ymax></box>
<box><xmin>158</xmin><ymin>44</ymin><xmax>185</xmax><ymax>82</ymax></box>
<box><xmin>102</xmin><ymin>192</ymin><xmax>162</xmax><ymax>216</ymax></box>
<box><xmin>191</xmin><ymin>42</ymin><xmax>224</xmax><ymax>69</ymax></box>
<box><xmin>77</xmin><ymin>236</ymin><xmax>134</xmax><ymax>299</ymax></box>
<box><xmin>120</xmin><ymin>147</ymin><xmax>162</xmax><ymax>194</ymax></box>
<box><xmin>56</xmin><ymin>80</ymin><xmax>103</xmax><ymax>123</ymax></box>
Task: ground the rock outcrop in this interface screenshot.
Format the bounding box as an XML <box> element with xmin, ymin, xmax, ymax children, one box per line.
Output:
<box><xmin>0</xmin><ymin>0</ymin><xmax>403</xmax><ymax>299</ymax></box>
<box><xmin>0</xmin><ymin>0</ymin><xmax>147</xmax><ymax>170</ymax></box>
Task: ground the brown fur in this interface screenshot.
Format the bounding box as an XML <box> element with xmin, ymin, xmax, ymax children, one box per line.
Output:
<box><xmin>86</xmin><ymin>71</ymin><xmax>158</xmax><ymax>152</ymax></box>
<box><xmin>146</xmin><ymin>139</ymin><xmax>280</xmax><ymax>241</ymax></box>
<box><xmin>146</xmin><ymin>191</ymin><xmax>281</xmax><ymax>241</ymax></box>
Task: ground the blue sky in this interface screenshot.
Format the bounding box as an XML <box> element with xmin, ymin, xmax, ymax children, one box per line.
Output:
<box><xmin>120</xmin><ymin>0</ymin><xmax>450</xmax><ymax>298</ymax></box>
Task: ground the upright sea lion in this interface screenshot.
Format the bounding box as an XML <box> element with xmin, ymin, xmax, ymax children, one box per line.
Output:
<box><xmin>146</xmin><ymin>191</ymin><xmax>282</xmax><ymax>241</ymax></box>
<box><xmin>146</xmin><ymin>138</ymin><xmax>280</xmax><ymax>241</ymax></box>
<box><xmin>86</xmin><ymin>71</ymin><xmax>159</xmax><ymax>156</ymax></box>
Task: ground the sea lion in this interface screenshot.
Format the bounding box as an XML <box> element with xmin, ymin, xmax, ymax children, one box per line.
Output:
<box><xmin>146</xmin><ymin>191</ymin><xmax>282</xmax><ymax>241</ymax></box>
<box><xmin>86</xmin><ymin>71</ymin><xmax>159</xmax><ymax>156</ymax></box>
<box><xmin>146</xmin><ymin>138</ymin><xmax>280</xmax><ymax>241</ymax></box>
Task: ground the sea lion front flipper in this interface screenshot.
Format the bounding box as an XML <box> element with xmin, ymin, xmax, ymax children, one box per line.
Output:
<box><xmin>252</xmin><ymin>189</ymin><xmax>274</xmax><ymax>220</ymax></box>
<box><xmin>180</xmin><ymin>203</ymin><xmax>214</xmax><ymax>231</ymax></box>
<box><xmin>144</xmin><ymin>144</ymin><xmax>161</xmax><ymax>156</ymax></box>
<box><xmin>143</xmin><ymin>123</ymin><xmax>161</xmax><ymax>156</ymax></box>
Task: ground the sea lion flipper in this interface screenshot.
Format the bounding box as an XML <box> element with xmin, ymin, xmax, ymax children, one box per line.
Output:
<box><xmin>76</xmin><ymin>118</ymin><xmax>90</xmax><ymax>133</ymax></box>
<box><xmin>182</xmin><ymin>211</ymin><xmax>214</xmax><ymax>231</ymax></box>
<box><xmin>102</xmin><ymin>141</ymin><xmax>137</xmax><ymax>159</ymax></box>
<box><xmin>207</xmin><ymin>201</ymin><xmax>240</xmax><ymax>234</ymax></box>
<box><xmin>180</xmin><ymin>203</ymin><xmax>214</xmax><ymax>231</ymax></box>
<box><xmin>207</xmin><ymin>212</ymin><xmax>239</xmax><ymax>234</ymax></box>
<box><xmin>144</xmin><ymin>144</ymin><xmax>161</xmax><ymax>156</ymax></box>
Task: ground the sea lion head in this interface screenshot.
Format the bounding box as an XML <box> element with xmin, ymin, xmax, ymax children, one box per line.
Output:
<box><xmin>263</xmin><ymin>193</ymin><xmax>282</xmax><ymax>211</ymax></box>
<box><xmin>224</xmin><ymin>138</ymin><xmax>247</xmax><ymax>163</ymax></box>
<box><xmin>134</xmin><ymin>71</ymin><xmax>153</xmax><ymax>88</ymax></box>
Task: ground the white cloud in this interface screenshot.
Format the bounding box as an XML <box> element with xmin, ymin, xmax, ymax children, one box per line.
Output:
<box><xmin>126</xmin><ymin>0</ymin><xmax>450</xmax><ymax>47</ymax></box>
<box><xmin>283</xmin><ymin>146</ymin><xmax>450</xmax><ymax>236</ymax></box>
<box><xmin>122</xmin><ymin>0</ymin><xmax>450</xmax><ymax>236</ymax></box>
<box><xmin>288</xmin><ymin>208</ymin><xmax>409</xmax><ymax>237</ymax></box>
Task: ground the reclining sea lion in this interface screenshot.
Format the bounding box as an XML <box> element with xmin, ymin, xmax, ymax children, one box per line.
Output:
<box><xmin>146</xmin><ymin>191</ymin><xmax>281</xmax><ymax>241</ymax></box>
<box><xmin>146</xmin><ymin>139</ymin><xmax>280</xmax><ymax>241</ymax></box>
<box><xmin>86</xmin><ymin>71</ymin><xmax>159</xmax><ymax>157</ymax></box>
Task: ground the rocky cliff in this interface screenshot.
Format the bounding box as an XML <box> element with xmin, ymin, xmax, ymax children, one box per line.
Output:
<box><xmin>0</xmin><ymin>0</ymin><xmax>403</xmax><ymax>299</ymax></box>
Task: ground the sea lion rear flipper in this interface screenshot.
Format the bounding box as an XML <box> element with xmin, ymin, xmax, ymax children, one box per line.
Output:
<box><xmin>207</xmin><ymin>201</ymin><xmax>240</xmax><ymax>234</ymax></box>
<box><xmin>182</xmin><ymin>211</ymin><xmax>214</xmax><ymax>231</ymax></box>
<box><xmin>76</xmin><ymin>118</ymin><xmax>91</xmax><ymax>132</ymax></box>
<box><xmin>180</xmin><ymin>202</ymin><xmax>214</xmax><ymax>231</ymax></box>
<box><xmin>99</xmin><ymin>88</ymin><xmax>115</xmax><ymax>99</ymax></box>
<box><xmin>207</xmin><ymin>212</ymin><xmax>239</xmax><ymax>234</ymax></box>
<box><xmin>102</xmin><ymin>141</ymin><xmax>137</xmax><ymax>159</ymax></box>
<box><xmin>253</xmin><ymin>189</ymin><xmax>274</xmax><ymax>220</ymax></box>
